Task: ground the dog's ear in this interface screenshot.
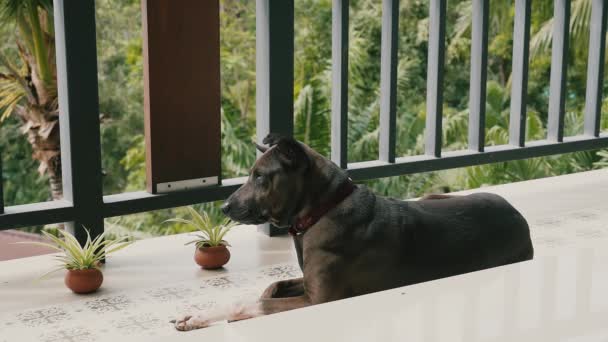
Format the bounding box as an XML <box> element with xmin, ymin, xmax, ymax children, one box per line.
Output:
<box><xmin>255</xmin><ymin>142</ymin><xmax>268</xmax><ymax>153</ymax></box>
<box><xmin>264</xmin><ymin>134</ymin><xmax>309</xmax><ymax>170</ymax></box>
<box><xmin>262</xmin><ymin>133</ymin><xmax>283</xmax><ymax>147</ymax></box>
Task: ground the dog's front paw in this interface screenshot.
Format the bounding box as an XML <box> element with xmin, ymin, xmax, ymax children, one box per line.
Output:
<box><xmin>171</xmin><ymin>314</ymin><xmax>210</xmax><ymax>331</ymax></box>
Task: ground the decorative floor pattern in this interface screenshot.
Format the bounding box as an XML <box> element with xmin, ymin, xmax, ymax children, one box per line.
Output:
<box><xmin>0</xmin><ymin>263</ymin><xmax>302</xmax><ymax>342</ymax></box>
<box><xmin>1</xmin><ymin>204</ymin><xmax>607</xmax><ymax>342</ymax></box>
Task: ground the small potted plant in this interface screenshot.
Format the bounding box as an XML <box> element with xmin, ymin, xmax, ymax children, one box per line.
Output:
<box><xmin>166</xmin><ymin>207</ymin><xmax>237</xmax><ymax>269</ymax></box>
<box><xmin>19</xmin><ymin>228</ymin><xmax>132</xmax><ymax>294</ymax></box>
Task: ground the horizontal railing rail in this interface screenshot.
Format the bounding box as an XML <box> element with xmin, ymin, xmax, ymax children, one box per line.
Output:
<box><xmin>1</xmin><ymin>0</ymin><xmax>607</xmax><ymax>242</ymax></box>
<box><xmin>2</xmin><ymin>133</ymin><xmax>607</xmax><ymax>231</ymax></box>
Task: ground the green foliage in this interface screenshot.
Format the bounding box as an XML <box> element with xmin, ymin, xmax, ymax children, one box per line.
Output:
<box><xmin>294</xmin><ymin>82</ymin><xmax>331</xmax><ymax>156</ymax></box>
<box><xmin>1</xmin><ymin>0</ymin><xmax>607</xmax><ymax>237</ymax></box>
<box><xmin>96</xmin><ymin>0</ymin><xmax>145</xmax><ymax>194</ymax></box>
<box><xmin>17</xmin><ymin>228</ymin><xmax>133</xmax><ymax>277</ymax></box>
<box><xmin>167</xmin><ymin>207</ymin><xmax>237</xmax><ymax>248</ymax></box>
<box><xmin>1</xmin><ymin>116</ymin><xmax>49</xmax><ymax>205</ymax></box>
<box><xmin>596</xmin><ymin>150</ymin><xmax>608</xmax><ymax>168</ymax></box>
<box><xmin>0</xmin><ymin>0</ymin><xmax>54</xmax><ymax>86</ymax></box>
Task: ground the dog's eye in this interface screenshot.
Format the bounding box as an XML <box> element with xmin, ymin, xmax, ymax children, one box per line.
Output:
<box><xmin>255</xmin><ymin>175</ymin><xmax>265</xmax><ymax>185</ymax></box>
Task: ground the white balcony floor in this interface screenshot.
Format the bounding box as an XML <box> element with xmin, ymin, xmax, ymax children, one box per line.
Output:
<box><xmin>1</xmin><ymin>169</ymin><xmax>607</xmax><ymax>342</ymax></box>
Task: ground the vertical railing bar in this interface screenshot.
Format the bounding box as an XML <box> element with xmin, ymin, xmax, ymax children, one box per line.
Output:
<box><xmin>584</xmin><ymin>0</ymin><xmax>607</xmax><ymax>137</ymax></box>
<box><xmin>331</xmin><ymin>0</ymin><xmax>349</xmax><ymax>169</ymax></box>
<box><xmin>54</xmin><ymin>0</ymin><xmax>104</xmax><ymax>245</ymax></box>
<box><xmin>256</xmin><ymin>0</ymin><xmax>294</xmax><ymax>236</ymax></box>
<box><xmin>425</xmin><ymin>0</ymin><xmax>446</xmax><ymax>157</ymax></box>
<box><xmin>468</xmin><ymin>0</ymin><xmax>489</xmax><ymax>152</ymax></box>
<box><xmin>256</xmin><ymin>0</ymin><xmax>294</xmax><ymax>146</ymax></box>
<box><xmin>547</xmin><ymin>0</ymin><xmax>570</xmax><ymax>142</ymax></box>
<box><xmin>256</xmin><ymin>0</ymin><xmax>271</xmax><ymax>150</ymax></box>
<box><xmin>509</xmin><ymin>0</ymin><xmax>532</xmax><ymax>147</ymax></box>
<box><xmin>379</xmin><ymin>0</ymin><xmax>399</xmax><ymax>163</ymax></box>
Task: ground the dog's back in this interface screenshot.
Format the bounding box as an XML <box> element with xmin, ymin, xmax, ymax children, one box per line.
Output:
<box><xmin>403</xmin><ymin>192</ymin><xmax>533</xmax><ymax>278</ymax></box>
<box><xmin>326</xmin><ymin>188</ymin><xmax>533</xmax><ymax>295</ymax></box>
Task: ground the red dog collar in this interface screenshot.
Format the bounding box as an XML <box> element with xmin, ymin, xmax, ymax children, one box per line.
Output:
<box><xmin>288</xmin><ymin>179</ymin><xmax>356</xmax><ymax>236</ymax></box>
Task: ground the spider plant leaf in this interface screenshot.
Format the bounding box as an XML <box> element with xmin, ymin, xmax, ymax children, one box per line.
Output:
<box><xmin>208</xmin><ymin>226</ymin><xmax>217</xmax><ymax>244</ymax></box>
<box><xmin>105</xmin><ymin>236</ymin><xmax>130</xmax><ymax>249</ymax></box>
<box><xmin>222</xmin><ymin>218</ymin><xmax>237</xmax><ymax>227</ymax></box>
<box><xmin>216</xmin><ymin>228</ymin><xmax>230</xmax><ymax>242</ymax></box>
<box><xmin>13</xmin><ymin>241</ymin><xmax>63</xmax><ymax>252</ymax></box>
<box><xmin>88</xmin><ymin>231</ymin><xmax>110</xmax><ymax>257</ymax></box>
<box><xmin>195</xmin><ymin>240</ymin><xmax>212</xmax><ymax>248</ymax></box>
<box><xmin>196</xmin><ymin>232</ymin><xmax>211</xmax><ymax>241</ymax></box>
<box><xmin>82</xmin><ymin>229</ymin><xmax>98</xmax><ymax>262</ymax></box>
<box><xmin>56</xmin><ymin>229</ymin><xmax>85</xmax><ymax>259</ymax></box>
<box><xmin>163</xmin><ymin>218</ymin><xmax>198</xmax><ymax>228</ymax></box>
<box><xmin>215</xmin><ymin>221</ymin><xmax>235</xmax><ymax>244</ymax></box>
<box><xmin>104</xmin><ymin>241</ymin><xmax>133</xmax><ymax>255</ymax></box>
<box><xmin>83</xmin><ymin>228</ymin><xmax>93</xmax><ymax>252</ymax></box>
<box><xmin>53</xmin><ymin>256</ymin><xmax>72</xmax><ymax>265</ymax></box>
<box><xmin>215</xmin><ymin>225</ymin><xmax>227</xmax><ymax>240</ymax></box>
<box><xmin>202</xmin><ymin>211</ymin><xmax>213</xmax><ymax>228</ymax></box>
<box><xmin>36</xmin><ymin>266</ymin><xmax>66</xmax><ymax>281</ymax></box>
<box><xmin>91</xmin><ymin>255</ymin><xmax>106</xmax><ymax>264</ymax></box>
<box><xmin>186</xmin><ymin>206</ymin><xmax>210</xmax><ymax>230</ymax></box>
<box><xmin>41</xmin><ymin>231</ymin><xmax>77</xmax><ymax>257</ymax></box>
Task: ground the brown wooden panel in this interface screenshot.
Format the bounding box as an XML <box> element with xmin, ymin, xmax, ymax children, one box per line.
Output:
<box><xmin>142</xmin><ymin>0</ymin><xmax>221</xmax><ymax>193</ymax></box>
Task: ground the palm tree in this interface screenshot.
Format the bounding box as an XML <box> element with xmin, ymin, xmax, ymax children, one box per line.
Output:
<box><xmin>529</xmin><ymin>0</ymin><xmax>591</xmax><ymax>59</ymax></box>
<box><xmin>0</xmin><ymin>0</ymin><xmax>61</xmax><ymax>200</ymax></box>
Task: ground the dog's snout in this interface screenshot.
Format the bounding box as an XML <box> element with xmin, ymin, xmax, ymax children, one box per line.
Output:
<box><xmin>221</xmin><ymin>201</ymin><xmax>231</xmax><ymax>215</ymax></box>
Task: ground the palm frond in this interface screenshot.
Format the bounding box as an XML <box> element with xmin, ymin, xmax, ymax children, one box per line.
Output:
<box><xmin>293</xmin><ymin>77</ymin><xmax>330</xmax><ymax>157</ymax></box>
<box><xmin>0</xmin><ymin>0</ymin><xmax>52</xmax><ymax>20</ymax></box>
<box><xmin>594</xmin><ymin>150</ymin><xmax>608</xmax><ymax>168</ymax></box>
<box><xmin>0</xmin><ymin>51</ymin><xmax>33</xmax><ymax>103</ymax></box>
<box><xmin>0</xmin><ymin>0</ymin><xmax>26</xmax><ymax>22</ymax></box>
<box><xmin>530</xmin><ymin>0</ymin><xmax>592</xmax><ymax>59</ymax></box>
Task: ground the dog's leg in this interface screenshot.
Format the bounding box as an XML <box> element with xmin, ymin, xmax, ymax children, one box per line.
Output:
<box><xmin>172</xmin><ymin>308</ymin><xmax>229</xmax><ymax>331</ymax></box>
<box><xmin>172</xmin><ymin>295</ymin><xmax>312</xmax><ymax>331</ymax></box>
<box><xmin>228</xmin><ymin>279</ymin><xmax>305</xmax><ymax>324</ymax></box>
<box><xmin>173</xmin><ymin>300</ymin><xmax>264</xmax><ymax>331</ymax></box>
<box><xmin>173</xmin><ymin>278</ymin><xmax>304</xmax><ymax>331</ymax></box>
<box><xmin>257</xmin><ymin>295</ymin><xmax>312</xmax><ymax>315</ymax></box>
<box><xmin>227</xmin><ymin>293</ymin><xmax>311</xmax><ymax>324</ymax></box>
<box><xmin>260</xmin><ymin>278</ymin><xmax>304</xmax><ymax>299</ymax></box>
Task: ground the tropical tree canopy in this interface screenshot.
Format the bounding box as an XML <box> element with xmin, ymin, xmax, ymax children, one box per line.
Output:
<box><xmin>0</xmin><ymin>0</ymin><xmax>606</xmax><ymax>236</ymax></box>
<box><xmin>0</xmin><ymin>0</ymin><xmax>65</xmax><ymax>205</ymax></box>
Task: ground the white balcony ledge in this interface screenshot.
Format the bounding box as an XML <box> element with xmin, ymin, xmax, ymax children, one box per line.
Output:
<box><xmin>1</xmin><ymin>169</ymin><xmax>607</xmax><ymax>342</ymax></box>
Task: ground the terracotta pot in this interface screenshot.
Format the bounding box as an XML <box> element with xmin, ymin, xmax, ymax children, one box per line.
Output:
<box><xmin>64</xmin><ymin>268</ymin><xmax>103</xmax><ymax>294</ymax></box>
<box><xmin>194</xmin><ymin>245</ymin><xmax>230</xmax><ymax>269</ymax></box>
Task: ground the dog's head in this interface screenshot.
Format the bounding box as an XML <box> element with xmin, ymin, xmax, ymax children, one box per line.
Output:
<box><xmin>221</xmin><ymin>133</ymin><xmax>311</xmax><ymax>227</ymax></box>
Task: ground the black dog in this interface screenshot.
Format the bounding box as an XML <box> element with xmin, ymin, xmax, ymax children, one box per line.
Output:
<box><xmin>174</xmin><ymin>134</ymin><xmax>533</xmax><ymax>330</ymax></box>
